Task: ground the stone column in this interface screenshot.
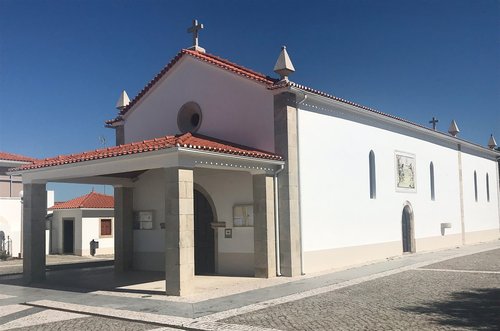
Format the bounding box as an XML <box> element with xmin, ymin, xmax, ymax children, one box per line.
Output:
<box><xmin>274</xmin><ymin>92</ymin><xmax>302</xmax><ymax>277</ymax></box>
<box><xmin>114</xmin><ymin>186</ymin><xmax>133</xmax><ymax>272</ymax></box>
<box><xmin>23</xmin><ymin>183</ymin><xmax>47</xmax><ymax>284</ymax></box>
<box><xmin>253</xmin><ymin>174</ymin><xmax>276</xmax><ymax>278</ymax></box>
<box><xmin>164</xmin><ymin>167</ymin><xmax>194</xmax><ymax>296</ymax></box>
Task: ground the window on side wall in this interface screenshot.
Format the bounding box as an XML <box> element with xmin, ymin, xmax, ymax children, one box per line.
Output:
<box><xmin>474</xmin><ymin>171</ymin><xmax>478</xmax><ymax>202</ymax></box>
<box><xmin>486</xmin><ymin>173</ymin><xmax>490</xmax><ymax>202</ymax></box>
<box><xmin>100</xmin><ymin>219</ymin><xmax>112</xmax><ymax>237</ymax></box>
<box><xmin>369</xmin><ymin>150</ymin><xmax>376</xmax><ymax>199</ymax></box>
<box><xmin>430</xmin><ymin>162</ymin><xmax>435</xmax><ymax>201</ymax></box>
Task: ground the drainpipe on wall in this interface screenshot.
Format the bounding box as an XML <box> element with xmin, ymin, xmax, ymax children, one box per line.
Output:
<box><xmin>296</xmin><ymin>93</ymin><xmax>307</xmax><ymax>275</ymax></box>
<box><xmin>274</xmin><ymin>164</ymin><xmax>284</xmax><ymax>276</ymax></box>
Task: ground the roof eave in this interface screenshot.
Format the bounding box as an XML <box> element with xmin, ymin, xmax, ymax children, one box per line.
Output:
<box><xmin>287</xmin><ymin>85</ymin><xmax>500</xmax><ymax>159</ymax></box>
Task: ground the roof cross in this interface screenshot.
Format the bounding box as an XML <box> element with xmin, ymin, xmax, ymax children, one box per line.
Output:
<box><xmin>429</xmin><ymin>117</ymin><xmax>439</xmax><ymax>130</ymax></box>
<box><xmin>187</xmin><ymin>19</ymin><xmax>205</xmax><ymax>52</ymax></box>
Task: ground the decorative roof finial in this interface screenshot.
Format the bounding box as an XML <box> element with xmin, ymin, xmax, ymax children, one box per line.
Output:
<box><xmin>448</xmin><ymin>120</ymin><xmax>460</xmax><ymax>137</ymax></box>
<box><xmin>274</xmin><ymin>46</ymin><xmax>295</xmax><ymax>81</ymax></box>
<box><xmin>115</xmin><ymin>90</ymin><xmax>130</xmax><ymax>110</ymax></box>
<box><xmin>429</xmin><ymin>117</ymin><xmax>439</xmax><ymax>130</ymax></box>
<box><xmin>187</xmin><ymin>19</ymin><xmax>205</xmax><ymax>53</ymax></box>
<box><xmin>488</xmin><ymin>134</ymin><xmax>497</xmax><ymax>149</ymax></box>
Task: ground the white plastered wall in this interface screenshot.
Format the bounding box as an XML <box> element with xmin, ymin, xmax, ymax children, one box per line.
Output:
<box><xmin>50</xmin><ymin>209</ymin><xmax>81</xmax><ymax>255</ymax></box>
<box><xmin>0</xmin><ymin>190</ymin><xmax>53</xmax><ymax>257</ymax></box>
<box><xmin>124</xmin><ymin>56</ymin><xmax>275</xmax><ymax>152</ymax></box>
<box><xmin>297</xmin><ymin>105</ymin><xmax>499</xmax><ymax>273</ymax></box>
<box><xmin>195</xmin><ymin>168</ymin><xmax>254</xmax><ymax>276</ymax></box>
<box><xmin>132</xmin><ymin>169</ymin><xmax>166</xmax><ymax>271</ymax></box>
<box><xmin>79</xmin><ymin>215</ymin><xmax>114</xmax><ymax>256</ymax></box>
<box><xmin>461</xmin><ymin>150</ymin><xmax>500</xmax><ymax>242</ymax></box>
<box><xmin>131</xmin><ymin>167</ymin><xmax>255</xmax><ymax>276</ymax></box>
<box><xmin>0</xmin><ymin>198</ymin><xmax>22</xmax><ymax>257</ymax></box>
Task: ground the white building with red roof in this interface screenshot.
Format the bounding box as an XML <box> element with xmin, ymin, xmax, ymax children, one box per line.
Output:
<box><xmin>1</xmin><ymin>152</ymin><xmax>54</xmax><ymax>258</ymax></box>
<box><xmin>48</xmin><ymin>191</ymin><xmax>114</xmax><ymax>256</ymax></box>
<box><xmin>9</xmin><ymin>22</ymin><xmax>500</xmax><ymax>296</ymax></box>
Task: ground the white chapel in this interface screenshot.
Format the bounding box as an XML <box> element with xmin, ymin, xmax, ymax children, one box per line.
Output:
<box><xmin>11</xmin><ymin>21</ymin><xmax>499</xmax><ymax>296</ymax></box>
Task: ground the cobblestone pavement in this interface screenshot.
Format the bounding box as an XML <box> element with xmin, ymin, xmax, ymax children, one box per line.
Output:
<box><xmin>0</xmin><ymin>303</ymin><xmax>179</xmax><ymax>331</ymax></box>
<box><xmin>1</xmin><ymin>246</ymin><xmax>499</xmax><ymax>330</ymax></box>
<box><xmin>0</xmin><ymin>255</ymin><xmax>114</xmax><ymax>276</ymax></box>
<box><xmin>222</xmin><ymin>248</ymin><xmax>500</xmax><ymax>331</ymax></box>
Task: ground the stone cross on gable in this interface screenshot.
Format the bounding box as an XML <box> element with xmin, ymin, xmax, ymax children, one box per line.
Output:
<box><xmin>187</xmin><ymin>19</ymin><xmax>205</xmax><ymax>52</ymax></box>
<box><xmin>429</xmin><ymin>117</ymin><xmax>439</xmax><ymax>130</ymax></box>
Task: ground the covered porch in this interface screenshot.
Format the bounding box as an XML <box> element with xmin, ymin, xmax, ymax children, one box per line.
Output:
<box><xmin>14</xmin><ymin>134</ymin><xmax>285</xmax><ymax>296</ymax></box>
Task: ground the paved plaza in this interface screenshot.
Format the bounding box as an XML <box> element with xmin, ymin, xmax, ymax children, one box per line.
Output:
<box><xmin>0</xmin><ymin>241</ymin><xmax>499</xmax><ymax>330</ymax></box>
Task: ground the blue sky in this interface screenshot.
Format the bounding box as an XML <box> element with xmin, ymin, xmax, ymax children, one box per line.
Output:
<box><xmin>1</xmin><ymin>0</ymin><xmax>498</xmax><ymax>201</ymax></box>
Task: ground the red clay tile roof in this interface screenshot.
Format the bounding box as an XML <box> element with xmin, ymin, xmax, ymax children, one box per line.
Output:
<box><xmin>0</xmin><ymin>152</ymin><xmax>36</xmax><ymax>163</ymax></box>
<box><xmin>106</xmin><ymin>49</ymin><xmax>277</xmax><ymax>125</ymax></box>
<box><xmin>13</xmin><ymin>133</ymin><xmax>282</xmax><ymax>171</ymax></box>
<box><xmin>49</xmin><ymin>191</ymin><xmax>114</xmax><ymax>210</ymax></box>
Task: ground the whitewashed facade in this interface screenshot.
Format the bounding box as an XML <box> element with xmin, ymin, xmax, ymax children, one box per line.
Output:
<box><xmin>13</xmin><ymin>45</ymin><xmax>500</xmax><ymax>295</ymax></box>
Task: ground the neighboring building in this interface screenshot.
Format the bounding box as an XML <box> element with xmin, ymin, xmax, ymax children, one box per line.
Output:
<box><xmin>1</xmin><ymin>153</ymin><xmax>36</xmax><ymax>257</ymax></box>
<box><xmin>0</xmin><ymin>152</ymin><xmax>54</xmax><ymax>257</ymax></box>
<box><xmin>11</xmin><ymin>25</ymin><xmax>500</xmax><ymax>296</ymax></box>
<box><xmin>48</xmin><ymin>191</ymin><xmax>114</xmax><ymax>256</ymax></box>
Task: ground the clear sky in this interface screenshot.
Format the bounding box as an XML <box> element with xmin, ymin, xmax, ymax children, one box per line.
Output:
<box><xmin>0</xmin><ymin>0</ymin><xmax>498</xmax><ymax>201</ymax></box>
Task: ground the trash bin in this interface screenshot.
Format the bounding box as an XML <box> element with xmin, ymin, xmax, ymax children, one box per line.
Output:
<box><xmin>90</xmin><ymin>239</ymin><xmax>99</xmax><ymax>256</ymax></box>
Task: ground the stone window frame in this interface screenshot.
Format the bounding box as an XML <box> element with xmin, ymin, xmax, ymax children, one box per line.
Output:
<box><xmin>474</xmin><ymin>171</ymin><xmax>478</xmax><ymax>202</ymax></box>
<box><xmin>99</xmin><ymin>218</ymin><xmax>113</xmax><ymax>238</ymax></box>
<box><xmin>369</xmin><ymin>150</ymin><xmax>376</xmax><ymax>199</ymax></box>
<box><xmin>486</xmin><ymin>173</ymin><xmax>490</xmax><ymax>202</ymax></box>
<box><xmin>177</xmin><ymin>101</ymin><xmax>203</xmax><ymax>133</ymax></box>
<box><xmin>430</xmin><ymin>161</ymin><xmax>435</xmax><ymax>201</ymax></box>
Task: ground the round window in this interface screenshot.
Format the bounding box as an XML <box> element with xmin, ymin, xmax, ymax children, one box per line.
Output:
<box><xmin>177</xmin><ymin>102</ymin><xmax>203</xmax><ymax>133</ymax></box>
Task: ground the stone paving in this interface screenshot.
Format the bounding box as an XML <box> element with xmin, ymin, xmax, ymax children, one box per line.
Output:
<box><xmin>222</xmin><ymin>248</ymin><xmax>500</xmax><ymax>330</ymax></box>
<box><xmin>0</xmin><ymin>243</ymin><xmax>499</xmax><ymax>330</ymax></box>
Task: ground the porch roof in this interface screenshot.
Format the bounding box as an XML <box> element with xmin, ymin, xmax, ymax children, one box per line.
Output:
<box><xmin>10</xmin><ymin>132</ymin><xmax>282</xmax><ymax>172</ymax></box>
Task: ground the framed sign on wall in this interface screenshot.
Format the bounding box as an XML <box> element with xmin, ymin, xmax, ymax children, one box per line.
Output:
<box><xmin>395</xmin><ymin>151</ymin><xmax>417</xmax><ymax>192</ymax></box>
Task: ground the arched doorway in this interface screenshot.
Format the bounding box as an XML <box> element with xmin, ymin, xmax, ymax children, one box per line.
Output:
<box><xmin>194</xmin><ymin>189</ymin><xmax>215</xmax><ymax>274</ymax></box>
<box><xmin>401</xmin><ymin>203</ymin><xmax>415</xmax><ymax>253</ymax></box>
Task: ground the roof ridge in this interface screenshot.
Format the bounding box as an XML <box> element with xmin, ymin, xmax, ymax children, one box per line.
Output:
<box><xmin>79</xmin><ymin>191</ymin><xmax>95</xmax><ymax>208</ymax></box>
<box><xmin>182</xmin><ymin>49</ymin><xmax>276</xmax><ymax>83</ymax></box>
<box><xmin>106</xmin><ymin>49</ymin><xmax>278</xmax><ymax>125</ymax></box>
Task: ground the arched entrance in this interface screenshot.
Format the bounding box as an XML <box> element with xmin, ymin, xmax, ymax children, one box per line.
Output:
<box><xmin>401</xmin><ymin>203</ymin><xmax>415</xmax><ymax>253</ymax></box>
<box><xmin>194</xmin><ymin>189</ymin><xmax>215</xmax><ymax>274</ymax></box>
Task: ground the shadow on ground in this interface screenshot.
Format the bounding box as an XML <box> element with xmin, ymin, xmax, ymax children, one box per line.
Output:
<box><xmin>401</xmin><ymin>288</ymin><xmax>500</xmax><ymax>330</ymax></box>
<box><xmin>0</xmin><ymin>261</ymin><xmax>165</xmax><ymax>295</ymax></box>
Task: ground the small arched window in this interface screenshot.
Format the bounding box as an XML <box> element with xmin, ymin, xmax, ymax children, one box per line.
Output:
<box><xmin>430</xmin><ymin>162</ymin><xmax>435</xmax><ymax>201</ymax></box>
<box><xmin>474</xmin><ymin>171</ymin><xmax>478</xmax><ymax>202</ymax></box>
<box><xmin>369</xmin><ymin>150</ymin><xmax>376</xmax><ymax>199</ymax></box>
<box><xmin>486</xmin><ymin>173</ymin><xmax>490</xmax><ymax>202</ymax></box>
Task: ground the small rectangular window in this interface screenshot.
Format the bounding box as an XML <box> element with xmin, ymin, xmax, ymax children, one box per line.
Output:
<box><xmin>100</xmin><ymin>219</ymin><xmax>112</xmax><ymax>237</ymax></box>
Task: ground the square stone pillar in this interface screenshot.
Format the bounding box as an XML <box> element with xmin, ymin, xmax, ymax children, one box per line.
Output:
<box><xmin>253</xmin><ymin>174</ymin><xmax>276</xmax><ymax>278</ymax></box>
<box><xmin>23</xmin><ymin>183</ymin><xmax>47</xmax><ymax>284</ymax></box>
<box><xmin>164</xmin><ymin>167</ymin><xmax>194</xmax><ymax>296</ymax></box>
<box><xmin>274</xmin><ymin>92</ymin><xmax>302</xmax><ymax>277</ymax></box>
<box><xmin>114</xmin><ymin>186</ymin><xmax>133</xmax><ymax>272</ymax></box>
